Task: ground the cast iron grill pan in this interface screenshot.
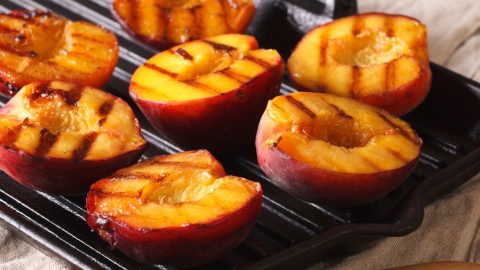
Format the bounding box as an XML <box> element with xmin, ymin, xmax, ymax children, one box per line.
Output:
<box><xmin>1</xmin><ymin>0</ymin><xmax>480</xmax><ymax>269</ymax></box>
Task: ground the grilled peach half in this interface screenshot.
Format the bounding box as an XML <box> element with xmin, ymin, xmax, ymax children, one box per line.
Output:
<box><xmin>86</xmin><ymin>150</ymin><xmax>262</xmax><ymax>267</ymax></box>
<box><xmin>288</xmin><ymin>13</ymin><xmax>431</xmax><ymax>116</ymax></box>
<box><xmin>130</xmin><ymin>34</ymin><xmax>283</xmax><ymax>153</ymax></box>
<box><xmin>112</xmin><ymin>0</ymin><xmax>255</xmax><ymax>49</ymax></box>
<box><xmin>256</xmin><ymin>92</ymin><xmax>422</xmax><ymax>207</ymax></box>
<box><xmin>0</xmin><ymin>10</ymin><xmax>118</xmax><ymax>98</ymax></box>
<box><xmin>0</xmin><ymin>82</ymin><xmax>146</xmax><ymax>195</ymax></box>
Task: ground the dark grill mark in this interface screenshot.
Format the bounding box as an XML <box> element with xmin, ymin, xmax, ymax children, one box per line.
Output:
<box><xmin>174</xmin><ymin>47</ymin><xmax>193</xmax><ymax>60</ymax></box>
<box><xmin>219</xmin><ymin>0</ymin><xmax>230</xmax><ymax>30</ymax></box>
<box><xmin>14</xmin><ymin>34</ymin><xmax>26</xmax><ymax>43</ymax></box>
<box><xmin>327</xmin><ymin>103</ymin><xmax>353</xmax><ymax>119</ymax></box>
<box><xmin>98</xmin><ymin>118</ymin><xmax>107</xmax><ymax>126</ymax></box>
<box><xmin>386</xmin><ymin>147</ymin><xmax>408</xmax><ymax>162</ymax></box>
<box><xmin>31</xmin><ymin>83</ymin><xmax>84</xmax><ymax>106</ymax></box>
<box><xmin>385</xmin><ymin>17</ymin><xmax>394</xmax><ymax>37</ymax></box>
<box><xmin>204</xmin><ymin>40</ymin><xmax>236</xmax><ymax>52</ymax></box>
<box><xmin>351</xmin><ymin>66</ymin><xmax>361</xmax><ymax>97</ymax></box>
<box><xmin>97</xmin><ymin>100</ymin><xmax>114</xmax><ymax>126</ymax></box>
<box><xmin>99</xmin><ymin>100</ymin><xmax>114</xmax><ymax>116</ymax></box>
<box><xmin>385</xmin><ymin>60</ymin><xmax>396</xmax><ymax>91</ymax></box>
<box><xmin>70</xmin><ymin>33</ymin><xmax>111</xmax><ymax>46</ymax></box>
<box><xmin>65</xmin><ymin>85</ymin><xmax>84</xmax><ymax>105</ymax></box>
<box><xmin>36</xmin><ymin>128</ymin><xmax>58</xmax><ymax>157</ymax></box>
<box><xmin>143</xmin><ymin>63</ymin><xmax>177</xmax><ymax>78</ymax></box>
<box><xmin>131</xmin><ymin>0</ymin><xmax>140</xmax><ymax>33</ymax></box>
<box><xmin>352</xmin><ymin>17</ymin><xmax>364</xmax><ymax>36</ymax></box>
<box><xmin>191</xmin><ymin>5</ymin><xmax>202</xmax><ymax>40</ymax></box>
<box><xmin>184</xmin><ymin>80</ymin><xmax>220</xmax><ymax>95</ymax></box>
<box><xmin>0</xmin><ymin>24</ymin><xmax>20</xmax><ymax>34</ymax></box>
<box><xmin>359</xmin><ymin>155</ymin><xmax>382</xmax><ymax>170</ymax></box>
<box><xmin>319</xmin><ymin>34</ymin><xmax>329</xmax><ymax>66</ymax></box>
<box><xmin>90</xmin><ymin>189</ymin><xmax>139</xmax><ymax>198</ymax></box>
<box><xmin>110</xmin><ymin>172</ymin><xmax>166</xmax><ymax>181</ymax></box>
<box><xmin>220</xmin><ymin>69</ymin><xmax>250</xmax><ymax>83</ymax></box>
<box><xmin>0</xmin><ymin>44</ymin><xmax>34</xmax><ymax>57</ymax></box>
<box><xmin>130</xmin><ymin>81</ymin><xmax>159</xmax><ymax>94</ymax></box>
<box><xmin>73</xmin><ymin>132</ymin><xmax>98</xmax><ymax>161</ymax></box>
<box><xmin>157</xmin><ymin>7</ymin><xmax>169</xmax><ymax>45</ymax></box>
<box><xmin>67</xmin><ymin>51</ymin><xmax>98</xmax><ymax>62</ymax></box>
<box><xmin>285</xmin><ymin>96</ymin><xmax>315</xmax><ymax>118</ymax></box>
<box><xmin>376</xmin><ymin>112</ymin><xmax>419</xmax><ymax>144</ymax></box>
<box><xmin>245</xmin><ymin>55</ymin><xmax>272</xmax><ymax>69</ymax></box>
<box><xmin>146</xmin><ymin>160</ymin><xmax>210</xmax><ymax>170</ymax></box>
<box><xmin>271</xmin><ymin>102</ymin><xmax>287</xmax><ymax>114</ymax></box>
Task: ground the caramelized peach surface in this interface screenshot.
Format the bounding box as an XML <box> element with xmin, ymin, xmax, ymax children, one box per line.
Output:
<box><xmin>0</xmin><ymin>10</ymin><xmax>118</xmax><ymax>97</ymax></box>
<box><xmin>0</xmin><ymin>82</ymin><xmax>146</xmax><ymax>194</ymax></box>
<box><xmin>87</xmin><ymin>150</ymin><xmax>262</xmax><ymax>266</ymax></box>
<box><xmin>131</xmin><ymin>34</ymin><xmax>280</xmax><ymax>101</ymax></box>
<box><xmin>288</xmin><ymin>13</ymin><xmax>431</xmax><ymax>116</ymax></box>
<box><xmin>130</xmin><ymin>34</ymin><xmax>284</xmax><ymax>152</ymax></box>
<box><xmin>256</xmin><ymin>92</ymin><xmax>422</xmax><ymax>206</ymax></box>
<box><xmin>112</xmin><ymin>0</ymin><xmax>255</xmax><ymax>48</ymax></box>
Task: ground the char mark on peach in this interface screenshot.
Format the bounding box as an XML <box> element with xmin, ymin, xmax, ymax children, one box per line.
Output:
<box><xmin>157</xmin><ymin>7</ymin><xmax>169</xmax><ymax>43</ymax></box>
<box><xmin>245</xmin><ymin>55</ymin><xmax>272</xmax><ymax>69</ymax></box>
<box><xmin>285</xmin><ymin>96</ymin><xmax>315</xmax><ymax>118</ymax></box>
<box><xmin>219</xmin><ymin>69</ymin><xmax>250</xmax><ymax>83</ymax></box>
<box><xmin>70</xmin><ymin>33</ymin><xmax>112</xmax><ymax>45</ymax></box>
<box><xmin>143</xmin><ymin>63</ymin><xmax>178</xmax><ymax>78</ymax></box>
<box><xmin>0</xmin><ymin>24</ymin><xmax>20</xmax><ymax>34</ymax></box>
<box><xmin>65</xmin><ymin>85</ymin><xmax>84</xmax><ymax>105</ymax></box>
<box><xmin>111</xmin><ymin>172</ymin><xmax>166</xmax><ymax>182</ymax></box>
<box><xmin>147</xmin><ymin>160</ymin><xmax>210</xmax><ymax>170</ymax></box>
<box><xmin>376</xmin><ymin>112</ymin><xmax>418</xmax><ymax>144</ymax></box>
<box><xmin>271</xmin><ymin>102</ymin><xmax>287</xmax><ymax>113</ymax></box>
<box><xmin>36</xmin><ymin>128</ymin><xmax>58</xmax><ymax>157</ymax></box>
<box><xmin>184</xmin><ymin>80</ymin><xmax>220</xmax><ymax>95</ymax></box>
<box><xmin>327</xmin><ymin>103</ymin><xmax>353</xmax><ymax>119</ymax></box>
<box><xmin>351</xmin><ymin>66</ymin><xmax>361</xmax><ymax>97</ymax></box>
<box><xmin>89</xmin><ymin>189</ymin><xmax>139</xmax><ymax>198</ymax></box>
<box><xmin>99</xmin><ymin>100</ymin><xmax>114</xmax><ymax>116</ymax></box>
<box><xmin>385</xmin><ymin>146</ymin><xmax>408</xmax><ymax>162</ymax></box>
<box><xmin>66</xmin><ymin>51</ymin><xmax>101</xmax><ymax>63</ymax></box>
<box><xmin>0</xmin><ymin>44</ymin><xmax>36</xmax><ymax>58</ymax></box>
<box><xmin>385</xmin><ymin>60</ymin><xmax>396</xmax><ymax>91</ymax></box>
<box><xmin>131</xmin><ymin>0</ymin><xmax>140</xmax><ymax>33</ymax></box>
<box><xmin>384</xmin><ymin>17</ymin><xmax>394</xmax><ymax>37</ymax></box>
<box><xmin>73</xmin><ymin>132</ymin><xmax>98</xmax><ymax>161</ymax></box>
<box><xmin>319</xmin><ymin>34</ymin><xmax>329</xmax><ymax>66</ymax></box>
<box><xmin>203</xmin><ymin>40</ymin><xmax>236</xmax><ymax>51</ymax></box>
<box><xmin>98</xmin><ymin>118</ymin><xmax>107</xmax><ymax>126</ymax></box>
<box><xmin>174</xmin><ymin>47</ymin><xmax>193</xmax><ymax>60</ymax></box>
<box><xmin>352</xmin><ymin>17</ymin><xmax>364</xmax><ymax>36</ymax></box>
<box><xmin>359</xmin><ymin>155</ymin><xmax>382</xmax><ymax>170</ymax></box>
<box><xmin>31</xmin><ymin>83</ymin><xmax>84</xmax><ymax>105</ymax></box>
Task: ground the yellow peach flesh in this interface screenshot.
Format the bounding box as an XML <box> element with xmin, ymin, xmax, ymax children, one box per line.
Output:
<box><xmin>0</xmin><ymin>12</ymin><xmax>117</xmax><ymax>89</ymax></box>
<box><xmin>265</xmin><ymin>93</ymin><xmax>421</xmax><ymax>174</ymax></box>
<box><xmin>131</xmin><ymin>34</ymin><xmax>282</xmax><ymax>102</ymax></box>
<box><xmin>0</xmin><ymin>82</ymin><xmax>145</xmax><ymax>160</ymax></box>
<box><xmin>91</xmin><ymin>151</ymin><xmax>261</xmax><ymax>229</ymax></box>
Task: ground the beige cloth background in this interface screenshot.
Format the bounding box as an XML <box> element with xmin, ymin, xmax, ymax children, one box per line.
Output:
<box><xmin>1</xmin><ymin>0</ymin><xmax>480</xmax><ymax>269</ymax></box>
